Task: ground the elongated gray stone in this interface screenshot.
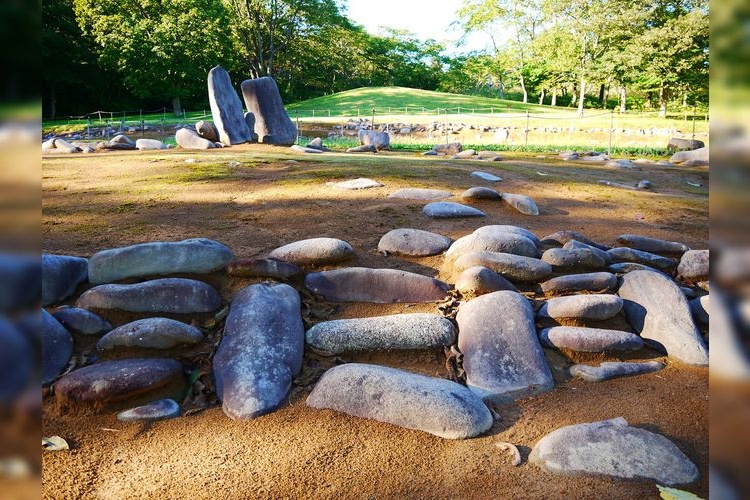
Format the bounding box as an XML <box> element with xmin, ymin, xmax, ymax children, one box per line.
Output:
<box><xmin>538</xmin><ymin>294</ymin><xmax>623</xmax><ymax>320</ymax></box>
<box><xmin>446</xmin><ymin>232</ymin><xmax>540</xmax><ymax>266</ymax></box>
<box><xmin>455</xmin><ymin>266</ymin><xmax>518</xmax><ymax>296</ymax></box>
<box><xmin>135</xmin><ymin>138</ymin><xmax>167</xmax><ymax>150</ymax></box>
<box><xmin>43</xmin><ymin>254</ymin><xmax>88</xmax><ymax>306</ymax></box>
<box><xmin>457</xmin><ymin>291</ymin><xmax>553</xmax><ymax>402</ymax></box>
<box><xmin>76</xmin><ymin>278</ymin><xmax>221</xmax><ymax>314</ymax></box>
<box><xmin>461</xmin><ymin>187</ymin><xmax>501</xmax><ymax>200</ymax></box>
<box><xmin>618</xmin><ymin>270</ymin><xmax>708</xmax><ymax>365</ymax></box>
<box><xmin>55</xmin><ymin>358</ymin><xmax>185</xmax><ymax>412</ymax></box>
<box><xmin>423</xmin><ymin>202</ymin><xmax>486</xmax><ymax>218</ymax></box>
<box><xmin>542</xmin><ymin>248</ymin><xmax>606</xmax><ymax>270</ymax></box>
<box><xmin>97</xmin><ymin>318</ymin><xmax>203</xmax><ymax>351</ymax></box>
<box><xmin>241</xmin><ymin>77</ymin><xmax>297</xmax><ymax>145</ymax></box>
<box><xmin>615</xmin><ymin>234</ymin><xmax>689</xmax><ymax>254</ymax></box>
<box><xmin>268</xmin><ymin>237</ymin><xmax>354</xmax><ymax>266</ymax></box>
<box><xmin>541</xmin><ymin>230</ymin><xmax>609</xmax><ymax>251</ymax></box>
<box><xmin>378</xmin><ymin>228</ymin><xmax>451</xmax><ymax>257</ymax></box>
<box><xmin>226</xmin><ymin>258</ymin><xmax>303</xmax><ymax>280</ymax></box>
<box><xmin>608</xmin><ymin>247</ymin><xmax>678</xmax><ymax>274</ymax></box>
<box><xmin>307</xmin><ymin>363</ymin><xmax>493</xmax><ymax>439</ymax></box>
<box><xmin>529</xmin><ymin>417</ymin><xmax>699</xmax><ymax>485</ymax></box>
<box><xmin>471</xmin><ymin>171</ymin><xmax>502</xmax><ymax>182</ymax></box>
<box><xmin>175</xmin><ymin>128</ymin><xmax>216</xmax><ymax>149</ymax></box>
<box><xmin>52</xmin><ymin>307</ymin><xmax>112</xmax><ymax>336</ymax></box>
<box><xmin>453</xmin><ymin>252</ymin><xmax>552</xmax><ymax>283</ymax></box>
<box><xmin>213</xmin><ymin>283</ymin><xmax>304</xmax><ymax>419</ymax></box>
<box><xmin>43</xmin><ymin>309</ymin><xmax>73</xmax><ymax>386</ymax></box>
<box><xmin>501</xmin><ymin>193</ymin><xmax>539</xmax><ymax>215</ymax></box>
<box><xmin>608</xmin><ymin>262</ymin><xmax>673</xmax><ymax>279</ymax></box>
<box><xmin>541</xmin><ymin>272</ymin><xmax>618</xmax><ymax>295</ymax></box>
<box><xmin>473</xmin><ymin>225</ymin><xmax>541</xmax><ymax>247</ymax></box>
<box><xmin>677</xmin><ymin>250</ymin><xmax>709</xmax><ymax>282</ymax></box>
<box><xmin>388</xmin><ymin>188</ymin><xmax>452</xmax><ymax>200</ymax></box>
<box><xmin>563</xmin><ymin>240</ymin><xmax>613</xmax><ymax>265</ymax></box>
<box><xmin>305</xmin><ymin>313</ymin><xmax>455</xmax><ymax>354</ymax></box>
<box><xmin>570</xmin><ymin>361</ymin><xmax>666</xmax><ymax>382</ymax></box>
<box><xmin>0</xmin><ymin>317</ymin><xmax>33</xmax><ymax>402</ymax></box>
<box><xmin>208</xmin><ymin>66</ymin><xmax>253</xmax><ymax>145</ymax></box>
<box><xmin>330</xmin><ymin>178</ymin><xmax>383</xmax><ymax>190</ymax></box>
<box><xmin>305</xmin><ymin>267</ymin><xmax>450</xmax><ymax>303</ymax></box>
<box><xmin>88</xmin><ymin>238</ymin><xmax>234</xmax><ymax>284</ymax></box>
<box><xmin>539</xmin><ymin>326</ymin><xmax>643</xmax><ymax>352</ymax></box>
<box><xmin>117</xmin><ymin>399</ymin><xmax>180</xmax><ymax>422</ymax></box>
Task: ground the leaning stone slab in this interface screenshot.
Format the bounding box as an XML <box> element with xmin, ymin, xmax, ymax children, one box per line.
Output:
<box><xmin>529</xmin><ymin>417</ymin><xmax>699</xmax><ymax>486</ymax></box>
<box><xmin>55</xmin><ymin>358</ymin><xmax>185</xmax><ymax>413</ymax></box>
<box><xmin>97</xmin><ymin>318</ymin><xmax>203</xmax><ymax>351</ymax></box>
<box><xmin>378</xmin><ymin>228</ymin><xmax>451</xmax><ymax>257</ymax></box>
<box><xmin>306</xmin><ymin>313</ymin><xmax>455</xmax><ymax>354</ymax></box>
<box><xmin>88</xmin><ymin>238</ymin><xmax>234</xmax><ymax>284</ymax></box>
<box><xmin>307</xmin><ymin>363</ymin><xmax>493</xmax><ymax>439</ymax></box>
<box><xmin>540</xmin><ymin>230</ymin><xmax>609</xmax><ymax>251</ymax></box>
<box><xmin>0</xmin><ymin>318</ymin><xmax>33</xmax><ymax>402</ymax></box>
<box><xmin>117</xmin><ymin>398</ymin><xmax>180</xmax><ymax>422</ymax></box>
<box><xmin>501</xmin><ymin>193</ymin><xmax>539</xmax><ymax>215</ymax></box>
<box><xmin>42</xmin><ymin>254</ymin><xmax>89</xmax><ymax>305</ymax></box>
<box><xmin>175</xmin><ymin>128</ymin><xmax>216</xmax><ymax>149</ymax></box>
<box><xmin>268</xmin><ymin>237</ymin><xmax>354</xmax><ymax>266</ymax></box>
<box><xmin>539</xmin><ymin>326</ymin><xmax>643</xmax><ymax>352</ymax></box>
<box><xmin>608</xmin><ymin>247</ymin><xmax>678</xmax><ymax>274</ymax></box>
<box><xmin>241</xmin><ymin>77</ymin><xmax>297</xmax><ymax>145</ymax></box>
<box><xmin>619</xmin><ymin>270</ymin><xmax>708</xmax><ymax>365</ymax></box>
<box><xmin>423</xmin><ymin>202</ymin><xmax>486</xmax><ymax>218</ymax></box>
<box><xmin>457</xmin><ymin>291</ymin><xmax>553</xmax><ymax>402</ymax></box>
<box><xmin>195</xmin><ymin>120</ymin><xmax>220</xmax><ymax>142</ymax></box>
<box><xmin>330</xmin><ymin>178</ymin><xmax>383</xmax><ymax>190</ymax></box>
<box><xmin>541</xmin><ymin>248</ymin><xmax>606</xmax><ymax>270</ymax></box>
<box><xmin>388</xmin><ymin>188</ymin><xmax>453</xmax><ymax>200</ymax></box>
<box><xmin>135</xmin><ymin>139</ymin><xmax>167</xmax><ymax>150</ymax></box>
<box><xmin>358</xmin><ymin>129</ymin><xmax>390</xmax><ymax>150</ymax></box>
<box><xmin>453</xmin><ymin>252</ymin><xmax>552</xmax><ymax>283</ymax></box>
<box><xmin>677</xmin><ymin>250</ymin><xmax>709</xmax><ymax>283</ymax></box>
<box><xmin>305</xmin><ymin>267</ymin><xmax>450</xmax><ymax>303</ymax></box>
<box><xmin>76</xmin><ymin>278</ymin><xmax>221</xmax><ymax>314</ymax></box>
<box><xmin>615</xmin><ymin>234</ymin><xmax>689</xmax><ymax>254</ymax></box>
<box><xmin>538</xmin><ymin>294</ymin><xmax>623</xmax><ymax>320</ymax></box>
<box><xmin>570</xmin><ymin>361</ymin><xmax>666</xmax><ymax>382</ymax></box>
<box><xmin>213</xmin><ymin>283</ymin><xmax>304</xmax><ymax>419</ymax></box>
<box><xmin>461</xmin><ymin>187</ymin><xmax>501</xmax><ymax>200</ymax></box>
<box><xmin>290</xmin><ymin>145</ymin><xmax>322</xmax><ymax>154</ymax></box>
<box><xmin>471</xmin><ymin>171</ymin><xmax>502</xmax><ymax>182</ymax></box>
<box><xmin>43</xmin><ymin>309</ymin><xmax>74</xmax><ymax>386</ymax></box>
<box><xmin>208</xmin><ymin>66</ymin><xmax>253</xmax><ymax>145</ymax></box>
<box><xmin>540</xmin><ymin>272</ymin><xmax>618</xmax><ymax>295</ymax></box>
<box><xmin>226</xmin><ymin>258</ymin><xmax>303</xmax><ymax>280</ymax></box>
<box><xmin>563</xmin><ymin>240</ymin><xmax>613</xmax><ymax>265</ymax></box>
<box><xmin>52</xmin><ymin>307</ymin><xmax>112</xmax><ymax>336</ymax></box>
<box><xmin>455</xmin><ymin>266</ymin><xmax>518</xmax><ymax>296</ymax></box>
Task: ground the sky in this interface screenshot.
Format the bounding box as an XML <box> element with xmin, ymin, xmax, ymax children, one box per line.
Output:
<box><xmin>343</xmin><ymin>0</ymin><xmax>490</xmax><ymax>55</ymax></box>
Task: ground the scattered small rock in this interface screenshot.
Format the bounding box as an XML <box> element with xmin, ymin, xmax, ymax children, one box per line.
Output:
<box><xmin>570</xmin><ymin>361</ymin><xmax>666</xmax><ymax>382</ymax></box>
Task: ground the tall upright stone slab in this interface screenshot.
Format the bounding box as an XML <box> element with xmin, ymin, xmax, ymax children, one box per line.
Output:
<box><xmin>240</xmin><ymin>76</ymin><xmax>297</xmax><ymax>145</ymax></box>
<box><xmin>207</xmin><ymin>66</ymin><xmax>253</xmax><ymax>145</ymax></box>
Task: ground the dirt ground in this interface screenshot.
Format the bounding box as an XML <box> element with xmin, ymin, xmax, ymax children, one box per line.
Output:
<box><xmin>42</xmin><ymin>144</ymin><xmax>709</xmax><ymax>499</ymax></box>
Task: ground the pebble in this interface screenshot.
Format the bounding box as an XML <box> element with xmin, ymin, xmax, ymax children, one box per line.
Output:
<box><xmin>461</xmin><ymin>187</ymin><xmax>501</xmax><ymax>200</ymax></box>
<box><xmin>562</xmin><ymin>240</ymin><xmax>613</xmax><ymax>265</ymax></box>
<box><xmin>615</xmin><ymin>234</ymin><xmax>689</xmax><ymax>254</ymax></box>
<box><xmin>42</xmin><ymin>309</ymin><xmax>73</xmax><ymax>386</ymax></box>
<box><xmin>268</xmin><ymin>237</ymin><xmax>354</xmax><ymax>266</ymax></box>
<box><xmin>387</xmin><ymin>188</ymin><xmax>453</xmax><ymax>200</ymax></box>
<box><xmin>226</xmin><ymin>258</ymin><xmax>303</xmax><ymax>280</ymax></box>
<box><xmin>539</xmin><ymin>326</ymin><xmax>643</xmax><ymax>352</ymax></box>
<box><xmin>540</xmin><ymin>231</ymin><xmax>609</xmax><ymax>251</ymax></box>
<box><xmin>307</xmin><ymin>363</ymin><xmax>493</xmax><ymax>439</ymax></box>
<box><xmin>76</xmin><ymin>278</ymin><xmax>222</xmax><ymax>314</ymax></box>
<box><xmin>618</xmin><ymin>270</ymin><xmax>708</xmax><ymax>365</ymax></box>
<box><xmin>305</xmin><ymin>313</ymin><xmax>455</xmax><ymax>354</ymax></box>
<box><xmin>42</xmin><ymin>254</ymin><xmax>88</xmax><ymax>306</ymax></box>
<box><xmin>378</xmin><ymin>228</ymin><xmax>451</xmax><ymax>257</ymax></box>
<box><xmin>453</xmin><ymin>252</ymin><xmax>552</xmax><ymax>283</ymax></box>
<box><xmin>96</xmin><ymin>318</ymin><xmax>204</xmax><ymax>351</ymax></box>
<box><xmin>501</xmin><ymin>193</ymin><xmax>539</xmax><ymax>216</ymax></box>
<box><xmin>51</xmin><ymin>307</ymin><xmax>112</xmax><ymax>336</ymax></box>
<box><xmin>541</xmin><ymin>248</ymin><xmax>606</xmax><ymax>270</ymax></box>
<box><xmin>117</xmin><ymin>399</ymin><xmax>181</xmax><ymax>422</ymax></box>
<box><xmin>470</xmin><ymin>171</ymin><xmax>502</xmax><ymax>182</ymax></box>
<box><xmin>455</xmin><ymin>266</ymin><xmax>518</xmax><ymax>296</ymax></box>
<box><xmin>457</xmin><ymin>291</ymin><xmax>553</xmax><ymax>402</ymax></box>
<box><xmin>213</xmin><ymin>283</ymin><xmax>304</xmax><ymax>419</ymax></box>
<box><xmin>570</xmin><ymin>361</ymin><xmax>666</xmax><ymax>382</ymax></box>
<box><xmin>305</xmin><ymin>267</ymin><xmax>450</xmax><ymax>303</ymax></box>
<box><xmin>540</xmin><ymin>272</ymin><xmax>618</xmax><ymax>295</ymax></box>
<box><xmin>538</xmin><ymin>294</ymin><xmax>623</xmax><ymax>320</ymax></box>
<box><xmin>677</xmin><ymin>249</ymin><xmax>709</xmax><ymax>283</ymax></box>
<box><xmin>423</xmin><ymin>202</ymin><xmax>486</xmax><ymax>218</ymax></box>
<box><xmin>330</xmin><ymin>178</ymin><xmax>383</xmax><ymax>190</ymax></box>
<box><xmin>529</xmin><ymin>417</ymin><xmax>699</xmax><ymax>485</ymax></box>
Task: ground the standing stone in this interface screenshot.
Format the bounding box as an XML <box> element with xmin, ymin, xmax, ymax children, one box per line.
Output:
<box><xmin>457</xmin><ymin>291</ymin><xmax>553</xmax><ymax>402</ymax></box>
<box><xmin>378</xmin><ymin>228</ymin><xmax>451</xmax><ymax>257</ymax></box>
<box><xmin>358</xmin><ymin>129</ymin><xmax>390</xmax><ymax>151</ymax></box>
<box><xmin>529</xmin><ymin>417</ymin><xmax>699</xmax><ymax>486</ymax></box>
<box><xmin>540</xmin><ymin>272</ymin><xmax>618</xmax><ymax>295</ymax></box>
<box><xmin>305</xmin><ymin>267</ymin><xmax>450</xmax><ymax>303</ymax></box>
<box><xmin>268</xmin><ymin>237</ymin><xmax>354</xmax><ymax>266</ymax></box>
<box><xmin>96</xmin><ymin>318</ymin><xmax>204</xmax><ymax>351</ymax></box>
<box><xmin>677</xmin><ymin>249</ymin><xmax>709</xmax><ymax>283</ymax></box>
<box><xmin>208</xmin><ymin>66</ymin><xmax>253</xmax><ymax>145</ymax></box>
<box><xmin>88</xmin><ymin>238</ymin><xmax>234</xmax><ymax>284</ymax></box>
<box><xmin>453</xmin><ymin>252</ymin><xmax>552</xmax><ymax>283</ymax></box>
<box><xmin>305</xmin><ymin>313</ymin><xmax>455</xmax><ymax>354</ymax></box>
<box><xmin>618</xmin><ymin>270</ymin><xmax>708</xmax><ymax>365</ymax></box>
<box><xmin>52</xmin><ymin>307</ymin><xmax>112</xmax><ymax>336</ymax></box>
<box><xmin>240</xmin><ymin>76</ymin><xmax>297</xmax><ymax>145</ymax></box>
<box><xmin>42</xmin><ymin>254</ymin><xmax>88</xmax><ymax>306</ymax></box>
<box><xmin>307</xmin><ymin>363</ymin><xmax>493</xmax><ymax>439</ymax></box>
<box><xmin>423</xmin><ymin>202</ymin><xmax>486</xmax><ymax>218</ymax></box>
<box><xmin>0</xmin><ymin>318</ymin><xmax>33</xmax><ymax>402</ymax></box>
<box><xmin>76</xmin><ymin>278</ymin><xmax>221</xmax><ymax>314</ymax></box>
<box><xmin>539</xmin><ymin>326</ymin><xmax>643</xmax><ymax>352</ymax></box>
<box><xmin>538</xmin><ymin>294</ymin><xmax>623</xmax><ymax>320</ymax></box>
<box><xmin>615</xmin><ymin>234</ymin><xmax>689</xmax><ymax>254</ymax></box>
<box><xmin>213</xmin><ymin>284</ymin><xmax>304</xmax><ymax>419</ymax></box>
<box><xmin>455</xmin><ymin>266</ymin><xmax>518</xmax><ymax>296</ymax></box>
<box><xmin>388</xmin><ymin>188</ymin><xmax>453</xmax><ymax>200</ymax></box>
<box><xmin>175</xmin><ymin>128</ymin><xmax>216</xmax><ymax>150</ymax></box>
<box><xmin>42</xmin><ymin>309</ymin><xmax>73</xmax><ymax>386</ymax></box>
<box><xmin>570</xmin><ymin>361</ymin><xmax>666</xmax><ymax>382</ymax></box>
<box><xmin>195</xmin><ymin>120</ymin><xmax>220</xmax><ymax>142</ymax></box>
<box><xmin>117</xmin><ymin>399</ymin><xmax>181</xmax><ymax>422</ymax></box>
<box><xmin>501</xmin><ymin>193</ymin><xmax>539</xmax><ymax>215</ymax></box>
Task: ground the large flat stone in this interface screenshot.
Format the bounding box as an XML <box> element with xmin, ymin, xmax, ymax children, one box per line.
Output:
<box><xmin>240</xmin><ymin>77</ymin><xmax>297</xmax><ymax>145</ymax></box>
<box><xmin>76</xmin><ymin>278</ymin><xmax>221</xmax><ymax>314</ymax></box>
<box><xmin>378</xmin><ymin>228</ymin><xmax>451</xmax><ymax>257</ymax></box>
<box><xmin>540</xmin><ymin>272</ymin><xmax>618</xmax><ymax>295</ymax></box>
<box><xmin>615</xmin><ymin>234</ymin><xmax>689</xmax><ymax>254</ymax></box>
<box><xmin>305</xmin><ymin>267</ymin><xmax>450</xmax><ymax>303</ymax></box>
<box><xmin>88</xmin><ymin>238</ymin><xmax>234</xmax><ymax>284</ymax></box>
<box><xmin>457</xmin><ymin>291</ymin><xmax>553</xmax><ymax>402</ymax></box>
<box><xmin>42</xmin><ymin>254</ymin><xmax>88</xmax><ymax>305</ymax></box>
<box><xmin>501</xmin><ymin>193</ymin><xmax>539</xmax><ymax>215</ymax></box>
<box><xmin>423</xmin><ymin>202</ymin><xmax>486</xmax><ymax>218</ymax></box>
<box><xmin>306</xmin><ymin>313</ymin><xmax>455</xmax><ymax>354</ymax></box>
<box><xmin>570</xmin><ymin>361</ymin><xmax>666</xmax><ymax>382</ymax></box>
<box><xmin>471</xmin><ymin>171</ymin><xmax>502</xmax><ymax>182</ymax></box>
<box><xmin>213</xmin><ymin>283</ymin><xmax>304</xmax><ymax>419</ymax></box>
<box><xmin>539</xmin><ymin>326</ymin><xmax>643</xmax><ymax>352</ymax></box>
<box><xmin>453</xmin><ymin>251</ymin><xmax>552</xmax><ymax>283</ymax></box>
<box><xmin>96</xmin><ymin>318</ymin><xmax>204</xmax><ymax>351</ymax></box>
<box><xmin>529</xmin><ymin>417</ymin><xmax>699</xmax><ymax>485</ymax></box>
<box><xmin>330</xmin><ymin>178</ymin><xmax>383</xmax><ymax>190</ymax></box>
<box><xmin>388</xmin><ymin>188</ymin><xmax>453</xmax><ymax>200</ymax></box>
<box><xmin>618</xmin><ymin>270</ymin><xmax>708</xmax><ymax>365</ymax></box>
<box><xmin>307</xmin><ymin>363</ymin><xmax>493</xmax><ymax>439</ymax></box>
<box><xmin>135</xmin><ymin>139</ymin><xmax>167</xmax><ymax>150</ymax></box>
<box><xmin>42</xmin><ymin>309</ymin><xmax>73</xmax><ymax>386</ymax></box>
<box><xmin>268</xmin><ymin>237</ymin><xmax>354</xmax><ymax>266</ymax></box>
<box><xmin>538</xmin><ymin>294</ymin><xmax>623</xmax><ymax>320</ymax></box>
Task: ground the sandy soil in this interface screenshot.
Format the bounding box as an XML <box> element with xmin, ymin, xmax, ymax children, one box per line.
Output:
<box><xmin>42</xmin><ymin>144</ymin><xmax>709</xmax><ymax>498</ymax></box>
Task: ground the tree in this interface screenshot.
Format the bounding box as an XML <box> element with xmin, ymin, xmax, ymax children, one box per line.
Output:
<box><xmin>74</xmin><ymin>0</ymin><xmax>236</xmax><ymax>113</ymax></box>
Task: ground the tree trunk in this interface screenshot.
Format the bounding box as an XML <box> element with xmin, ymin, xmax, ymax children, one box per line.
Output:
<box><xmin>172</xmin><ymin>96</ymin><xmax>183</xmax><ymax>116</ymax></box>
<box><xmin>570</xmin><ymin>86</ymin><xmax>577</xmax><ymax>108</ymax></box>
<box><xmin>682</xmin><ymin>93</ymin><xmax>688</xmax><ymax>107</ymax></box>
<box><xmin>551</xmin><ymin>88</ymin><xmax>558</xmax><ymax>107</ymax></box>
<box><xmin>658</xmin><ymin>83</ymin><xmax>667</xmax><ymax>119</ymax></box>
<box><xmin>598</xmin><ymin>84</ymin><xmax>605</xmax><ymax>108</ymax></box>
<box><xmin>538</xmin><ymin>88</ymin><xmax>546</xmax><ymax>105</ymax></box>
<box><xmin>619</xmin><ymin>86</ymin><xmax>627</xmax><ymax>113</ymax></box>
<box><xmin>577</xmin><ymin>76</ymin><xmax>586</xmax><ymax>117</ymax></box>
<box><xmin>520</xmin><ymin>73</ymin><xmax>528</xmax><ymax>104</ymax></box>
<box><xmin>49</xmin><ymin>83</ymin><xmax>57</xmax><ymax>120</ymax></box>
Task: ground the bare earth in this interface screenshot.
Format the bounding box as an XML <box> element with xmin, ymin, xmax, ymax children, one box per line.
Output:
<box><xmin>42</xmin><ymin>144</ymin><xmax>709</xmax><ymax>499</ymax></box>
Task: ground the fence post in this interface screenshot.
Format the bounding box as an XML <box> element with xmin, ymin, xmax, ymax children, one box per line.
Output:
<box><xmin>295</xmin><ymin>110</ymin><xmax>300</xmax><ymax>145</ymax></box>
<box><xmin>691</xmin><ymin>104</ymin><xmax>697</xmax><ymax>140</ymax></box>
<box><xmin>371</xmin><ymin>108</ymin><xmax>376</xmax><ymax>130</ymax></box>
<box><xmin>444</xmin><ymin>108</ymin><xmax>448</xmax><ymax>145</ymax></box>
<box><xmin>524</xmin><ymin>111</ymin><xmax>530</xmax><ymax>148</ymax></box>
<box><xmin>608</xmin><ymin>110</ymin><xmax>614</xmax><ymax>156</ymax></box>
